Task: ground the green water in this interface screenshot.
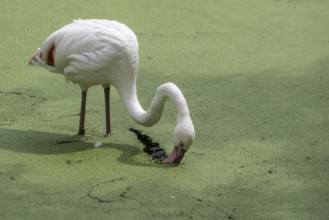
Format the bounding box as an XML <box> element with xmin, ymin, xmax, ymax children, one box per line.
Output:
<box><xmin>1</xmin><ymin>0</ymin><xmax>329</xmax><ymax>219</ymax></box>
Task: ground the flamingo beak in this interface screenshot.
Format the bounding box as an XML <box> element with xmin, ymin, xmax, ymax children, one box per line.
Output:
<box><xmin>28</xmin><ymin>53</ymin><xmax>38</xmax><ymax>65</ymax></box>
<box><xmin>28</xmin><ymin>55</ymin><xmax>35</xmax><ymax>65</ymax></box>
<box><xmin>162</xmin><ymin>142</ymin><xmax>186</xmax><ymax>164</ymax></box>
<box><xmin>28</xmin><ymin>49</ymin><xmax>41</xmax><ymax>65</ymax></box>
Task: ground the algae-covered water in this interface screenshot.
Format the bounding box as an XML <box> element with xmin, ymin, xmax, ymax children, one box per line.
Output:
<box><xmin>1</xmin><ymin>0</ymin><xmax>329</xmax><ymax>219</ymax></box>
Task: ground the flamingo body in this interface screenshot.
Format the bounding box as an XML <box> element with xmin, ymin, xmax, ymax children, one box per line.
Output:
<box><xmin>30</xmin><ymin>19</ymin><xmax>138</xmax><ymax>90</ymax></box>
<box><xmin>29</xmin><ymin>19</ymin><xmax>195</xmax><ymax>164</ymax></box>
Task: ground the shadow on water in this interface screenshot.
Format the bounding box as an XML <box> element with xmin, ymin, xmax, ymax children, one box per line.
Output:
<box><xmin>0</xmin><ymin>128</ymin><xmax>177</xmax><ymax>168</ymax></box>
<box><xmin>0</xmin><ymin>128</ymin><xmax>90</xmax><ymax>154</ymax></box>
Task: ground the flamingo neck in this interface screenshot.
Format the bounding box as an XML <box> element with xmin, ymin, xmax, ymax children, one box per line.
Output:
<box><xmin>117</xmin><ymin>82</ymin><xmax>190</xmax><ymax>127</ymax></box>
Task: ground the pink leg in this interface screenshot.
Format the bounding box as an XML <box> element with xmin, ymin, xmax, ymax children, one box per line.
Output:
<box><xmin>78</xmin><ymin>90</ymin><xmax>87</xmax><ymax>135</ymax></box>
<box><xmin>104</xmin><ymin>87</ymin><xmax>111</xmax><ymax>134</ymax></box>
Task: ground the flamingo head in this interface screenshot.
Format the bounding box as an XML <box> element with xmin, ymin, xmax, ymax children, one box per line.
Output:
<box><xmin>163</xmin><ymin>116</ymin><xmax>195</xmax><ymax>164</ymax></box>
<box><xmin>28</xmin><ymin>44</ymin><xmax>56</xmax><ymax>72</ymax></box>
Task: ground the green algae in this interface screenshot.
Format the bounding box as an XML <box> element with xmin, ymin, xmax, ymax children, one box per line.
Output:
<box><xmin>1</xmin><ymin>0</ymin><xmax>329</xmax><ymax>219</ymax></box>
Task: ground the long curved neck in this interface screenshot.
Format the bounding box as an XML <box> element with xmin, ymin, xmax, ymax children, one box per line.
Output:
<box><xmin>117</xmin><ymin>82</ymin><xmax>190</xmax><ymax>127</ymax></box>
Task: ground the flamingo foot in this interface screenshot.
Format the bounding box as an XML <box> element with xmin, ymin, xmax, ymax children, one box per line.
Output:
<box><xmin>162</xmin><ymin>142</ymin><xmax>186</xmax><ymax>164</ymax></box>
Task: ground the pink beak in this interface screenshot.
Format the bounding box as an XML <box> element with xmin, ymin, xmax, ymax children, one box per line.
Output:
<box><xmin>28</xmin><ymin>53</ymin><xmax>37</xmax><ymax>65</ymax></box>
<box><xmin>28</xmin><ymin>55</ymin><xmax>35</xmax><ymax>65</ymax></box>
<box><xmin>28</xmin><ymin>51</ymin><xmax>42</xmax><ymax>65</ymax></box>
<box><xmin>162</xmin><ymin>143</ymin><xmax>186</xmax><ymax>164</ymax></box>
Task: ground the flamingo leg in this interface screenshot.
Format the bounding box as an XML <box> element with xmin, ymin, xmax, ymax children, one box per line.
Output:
<box><xmin>78</xmin><ymin>90</ymin><xmax>87</xmax><ymax>135</ymax></box>
<box><xmin>104</xmin><ymin>87</ymin><xmax>111</xmax><ymax>134</ymax></box>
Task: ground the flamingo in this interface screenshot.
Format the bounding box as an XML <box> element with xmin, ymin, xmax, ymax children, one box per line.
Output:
<box><xmin>28</xmin><ymin>19</ymin><xmax>195</xmax><ymax>164</ymax></box>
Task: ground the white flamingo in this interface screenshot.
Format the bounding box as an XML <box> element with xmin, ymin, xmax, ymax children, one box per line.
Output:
<box><xmin>28</xmin><ymin>19</ymin><xmax>195</xmax><ymax>164</ymax></box>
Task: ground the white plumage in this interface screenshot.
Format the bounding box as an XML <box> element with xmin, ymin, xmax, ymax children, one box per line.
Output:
<box><xmin>29</xmin><ymin>19</ymin><xmax>195</xmax><ymax>164</ymax></box>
